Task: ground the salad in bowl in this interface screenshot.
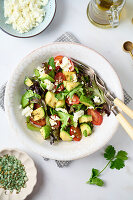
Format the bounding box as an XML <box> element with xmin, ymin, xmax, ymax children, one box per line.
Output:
<box><xmin>21</xmin><ymin>55</ymin><xmax>110</xmax><ymax>145</ymax></box>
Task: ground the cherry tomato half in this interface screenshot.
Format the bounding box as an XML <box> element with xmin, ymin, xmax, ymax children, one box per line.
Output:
<box><xmin>70</xmin><ymin>126</ymin><xmax>82</xmax><ymax>141</ymax></box>
<box><xmin>54</xmin><ymin>72</ymin><xmax>66</xmax><ymax>92</ymax></box>
<box><xmin>34</xmin><ymin>103</ymin><xmax>41</xmax><ymax>110</ymax></box>
<box><xmin>87</xmin><ymin>109</ymin><xmax>103</xmax><ymax>125</ymax></box>
<box><xmin>54</xmin><ymin>56</ymin><xmax>74</xmax><ymax>72</ymax></box>
<box><xmin>50</xmin><ymin>115</ymin><xmax>61</xmax><ymax>129</ymax></box>
<box><xmin>66</xmin><ymin>95</ymin><xmax>80</xmax><ymax>105</ymax></box>
<box><xmin>69</xmin><ymin>59</ymin><xmax>75</xmax><ymax>71</ymax></box>
<box><xmin>54</xmin><ymin>55</ymin><xmax>64</xmax><ymax>63</ymax></box>
<box><xmin>30</xmin><ymin>117</ymin><xmax>46</xmax><ymax>127</ymax></box>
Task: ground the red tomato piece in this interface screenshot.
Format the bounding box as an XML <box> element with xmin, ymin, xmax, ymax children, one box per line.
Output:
<box><xmin>66</xmin><ymin>95</ymin><xmax>80</xmax><ymax>105</ymax></box>
<box><xmin>54</xmin><ymin>55</ymin><xmax>64</xmax><ymax>63</ymax></box>
<box><xmin>54</xmin><ymin>72</ymin><xmax>66</xmax><ymax>92</ymax></box>
<box><xmin>34</xmin><ymin>103</ymin><xmax>41</xmax><ymax>110</ymax></box>
<box><xmin>69</xmin><ymin>59</ymin><xmax>75</xmax><ymax>71</ymax></box>
<box><xmin>70</xmin><ymin>126</ymin><xmax>82</xmax><ymax>141</ymax></box>
<box><xmin>50</xmin><ymin>115</ymin><xmax>60</xmax><ymax>129</ymax></box>
<box><xmin>30</xmin><ymin>117</ymin><xmax>46</xmax><ymax>127</ymax></box>
<box><xmin>87</xmin><ymin>109</ymin><xmax>103</xmax><ymax>125</ymax></box>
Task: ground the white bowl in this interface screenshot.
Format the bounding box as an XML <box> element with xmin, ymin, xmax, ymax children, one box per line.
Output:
<box><xmin>0</xmin><ymin>149</ymin><xmax>37</xmax><ymax>200</ymax></box>
<box><xmin>4</xmin><ymin>43</ymin><xmax>123</xmax><ymax>161</ymax></box>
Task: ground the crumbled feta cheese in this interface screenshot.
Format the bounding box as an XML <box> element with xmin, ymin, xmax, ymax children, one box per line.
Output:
<box><xmin>4</xmin><ymin>0</ymin><xmax>48</xmax><ymax>33</ymax></box>
<box><xmin>49</xmin><ymin>66</ymin><xmax>52</xmax><ymax>70</ymax></box>
<box><xmin>81</xmin><ymin>81</ymin><xmax>84</xmax><ymax>85</ymax></box>
<box><xmin>49</xmin><ymin>115</ymin><xmax>60</xmax><ymax>127</ymax></box>
<box><xmin>55</xmin><ymin>108</ymin><xmax>68</xmax><ymax>113</ymax></box>
<box><xmin>43</xmin><ymin>79</ymin><xmax>54</xmax><ymax>91</ymax></box>
<box><xmin>73</xmin><ymin>110</ymin><xmax>84</xmax><ymax>123</ymax></box>
<box><xmin>37</xmin><ymin>66</ymin><xmax>45</xmax><ymax>77</ymax></box>
<box><xmin>60</xmin><ymin>57</ymin><xmax>72</xmax><ymax>72</ymax></box>
<box><xmin>93</xmin><ymin>96</ymin><xmax>101</xmax><ymax>103</ymax></box>
<box><xmin>22</xmin><ymin>106</ymin><xmax>33</xmax><ymax>117</ymax></box>
<box><xmin>73</xmin><ymin>74</ymin><xmax>77</xmax><ymax>82</ymax></box>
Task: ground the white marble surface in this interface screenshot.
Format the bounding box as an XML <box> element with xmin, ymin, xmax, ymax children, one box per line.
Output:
<box><xmin>0</xmin><ymin>0</ymin><xmax>133</xmax><ymax>199</ymax></box>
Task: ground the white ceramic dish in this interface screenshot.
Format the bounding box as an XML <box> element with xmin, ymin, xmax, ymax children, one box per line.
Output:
<box><xmin>0</xmin><ymin>149</ymin><xmax>37</xmax><ymax>200</ymax></box>
<box><xmin>4</xmin><ymin>42</ymin><xmax>123</xmax><ymax>161</ymax></box>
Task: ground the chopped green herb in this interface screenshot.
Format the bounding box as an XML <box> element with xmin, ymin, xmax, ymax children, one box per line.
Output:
<box><xmin>55</xmin><ymin>90</ymin><xmax>69</xmax><ymax>100</ymax></box>
<box><xmin>0</xmin><ymin>154</ymin><xmax>28</xmax><ymax>193</ymax></box>
<box><xmin>48</xmin><ymin>57</ymin><xmax>55</xmax><ymax>70</ymax></box>
<box><xmin>68</xmin><ymin>85</ymin><xmax>84</xmax><ymax>99</ymax></box>
<box><xmin>86</xmin><ymin>145</ymin><xmax>128</xmax><ymax>187</ymax></box>
<box><xmin>74</xmin><ymin>66</ymin><xmax>79</xmax><ymax>73</ymax></box>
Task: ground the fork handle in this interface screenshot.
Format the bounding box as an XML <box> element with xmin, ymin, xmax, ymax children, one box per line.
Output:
<box><xmin>114</xmin><ymin>98</ymin><xmax>133</xmax><ymax>119</ymax></box>
<box><xmin>116</xmin><ymin>113</ymin><xmax>133</xmax><ymax>140</ymax></box>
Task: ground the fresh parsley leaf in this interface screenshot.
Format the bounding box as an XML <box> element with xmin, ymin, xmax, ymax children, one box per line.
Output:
<box><xmin>104</xmin><ymin>145</ymin><xmax>116</xmax><ymax>160</ymax></box>
<box><xmin>74</xmin><ymin>66</ymin><xmax>79</xmax><ymax>73</ymax></box>
<box><xmin>48</xmin><ymin>57</ymin><xmax>55</xmax><ymax>70</ymax></box>
<box><xmin>68</xmin><ymin>85</ymin><xmax>84</xmax><ymax>99</ymax></box>
<box><xmin>50</xmin><ymin>108</ymin><xmax>57</xmax><ymax>115</ymax></box>
<box><xmin>110</xmin><ymin>158</ymin><xmax>125</xmax><ymax>170</ymax></box>
<box><xmin>87</xmin><ymin>145</ymin><xmax>128</xmax><ymax>187</ymax></box>
<box><xmin>116</xmin><ymin>151</ymin><xmax>128</xmax><ymax>161</ymax></box>
<box><xmin>48</xmin><ymin>70</ymin><xmax>55</xmax><ymax>78</ymax></box>
<box><xmin>83</xmin><ymin>130</ymin><xmax>88</xmax><ymax>137</ymax></box>
<box><xmin>55</xmin><ymin>90</ymin><xmax>69</xmax><ymax>100</ymax></box>
<box><xmin>72</xmin><ymin>104</ymin><xmax>86</xmax><ymax>111</ymax></box>
<box><xmin>88</xmin><ymin>177</ymin><xmax>104</xmax><ymax>187</ymax></box>
<box><xmin>91</xmin><ymin>168</ymin><xmax>100</xmax><ymax>178</ymax></box>
<box><xmin>57</xmin><ymin>112</ymin><xmax>70</xmax><ymax>129</ymax></box>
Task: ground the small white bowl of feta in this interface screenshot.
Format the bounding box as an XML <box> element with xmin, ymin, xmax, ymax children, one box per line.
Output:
<box><xmin>0</xmin><ymin>0</ymin><xmax>56</xmax><ymax>38</ymax></box>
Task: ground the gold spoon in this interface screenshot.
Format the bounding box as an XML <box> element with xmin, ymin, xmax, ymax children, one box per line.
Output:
<box><xmin>123</xmin><ymin>41</ymin><xmax>133</xmax><ymax>58</ymax></box>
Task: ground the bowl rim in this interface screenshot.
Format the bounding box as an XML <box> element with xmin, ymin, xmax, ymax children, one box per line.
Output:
<box><xmin>4</xmin><ymin>42</ymin><xmax>124</xmax><ymax>160</ymax></box>
<box><xmin>0</xmin><ymin>0</ymin><xmax>56</xmax><ymax>38</ymax></box>
<box><xmin>0</xmin><ymin>148</ymin><xmax>37</xmax><ymax>200</ymax></box>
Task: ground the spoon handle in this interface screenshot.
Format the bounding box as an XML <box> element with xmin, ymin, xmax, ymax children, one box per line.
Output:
<box><xmin>114</xmin><ymin>98</ymin><xmax>133</xmax><ymax>119</ymax></box>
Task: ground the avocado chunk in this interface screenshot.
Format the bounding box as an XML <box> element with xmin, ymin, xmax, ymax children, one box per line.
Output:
<box><xmin>60</xmin><ymin>130</ymin><xmax>72</xmax><ymax>141</ymax></box>
<box><xmin>80</xmin><ymin>95</ymin><xmax>94</xmax><ymax>107</ymax></box>
<box><xmin>80</xmin><ymin>123</ymin><xmax>92</xmax><ymax>137</ymax></box>
<box><xmin>24</xmin><ymin>77</ymin><xmax>33</xmax><ymax>87</ymax></box>
<box><xmin>56</xmin><ymin>99</ymin><xmax>65</xmax><ymax>108</ymax></box>
<box><xmin>34</xmin><ymin>69</ymin><xmax>40</xmax><ymax>78</ymax></box>
<box><xmin>31</xmin><ymin>107</ymin><xmax>45</xmax><ymax>121</ymax></box>
<box><xmin>63</xmin><ymin>81</ymin><xmax>80</xmax><ymax>91</ymax></box>
<box><xmin>79</xmin><ymin>115</ymin><xmax>92</xmax><ymax>124</ymax></box>
<box><xmin>26</xmin><ymin>117</ymin><xmax>40</xmax><ymax>131</ymax></box>
<box><xmin>45</xmin><ymin>91</ymin><xmax>57</xmax><ymax>108</ymax></box>
<box><xmin>40</xmin><ymin>125</ymin><xmax>51</xmax><ymax>139</ymax></box>
<box><xmin>39</xmin><ymin>74</ymin><xmax>55</xmax><ymax>82</ymax></box>
<box><xmin>63</xmin><ymin>72</ymin><xmax>76</xmax><ymax>81</ymax></box>
<box><xmin>21</xmin><ymin>90</ymin><xmax>34</xmax><ymax>108</ymax></box>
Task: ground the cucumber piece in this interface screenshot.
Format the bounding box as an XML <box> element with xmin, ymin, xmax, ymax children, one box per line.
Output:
<box><xmin>63</xmin><ymin>81</ymin><xmax>80</xmax><ymax>91</ymax></box>
<box><xmin>80</xmin><ymin>123</ymin><xmax>92</xmax><ymax>137</ymax></box>
<box><xmin>79</xmin><ymin>115</ymin><xmax>92</xmax><ymax>124</ymax></box>
<box><xmin>56</xmin><ymin>99</ymin><xmax>65</xmax><ymax>108</ymax></box>
<box><xmin>31</xmin><ymin>107</ymin><xmax>45</xmax><ymax>121</ymax></box>
<box><xmin>26</xmin><ymin>117</ymin><xmax>40</xmax><ymax>131</ymax></box>
<box><xmin>24</xmin><ymin>77</ymin><xmax>33</xmax><ymax>87</ymax></box>
<box><xmin>40</xmin><ymin>74</ymin><xmax>55</xmax><ymax>82</ymax></box>
<box><xmin>60</xmin><ymin>131</ymin><xmax>72</xmax><ymax>141</ymax></box>
<box><xmin>45</xmin><ymin>91</ymin><xmax>57</xmax><ymax>108</ymax></box>
<box><xmin>21</xmin><ymin>90</ymin><xmax>34</xmax><ymax>108</ymax></box>
<box><xmin>40</xmin><ymin>125</ymin><xmax>51</xmax><ymax>139</ymax></box>
<box><xmin>80</xmin><ymin>95</ymin><xmax>94</xmax><ymax>107</ymax></box>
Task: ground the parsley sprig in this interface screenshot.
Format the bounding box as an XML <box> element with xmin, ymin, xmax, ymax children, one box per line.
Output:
<box><xmin>86</xmin><ymin>145</ymin><xmax>128</xmax><ymax>187</ymax></box>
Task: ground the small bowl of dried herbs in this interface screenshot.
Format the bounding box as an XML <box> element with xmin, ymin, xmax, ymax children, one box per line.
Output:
<box><xmin>0</xmin><ymin>149</ymin><xmax>37</xmax><ymax>200</ymax></box>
